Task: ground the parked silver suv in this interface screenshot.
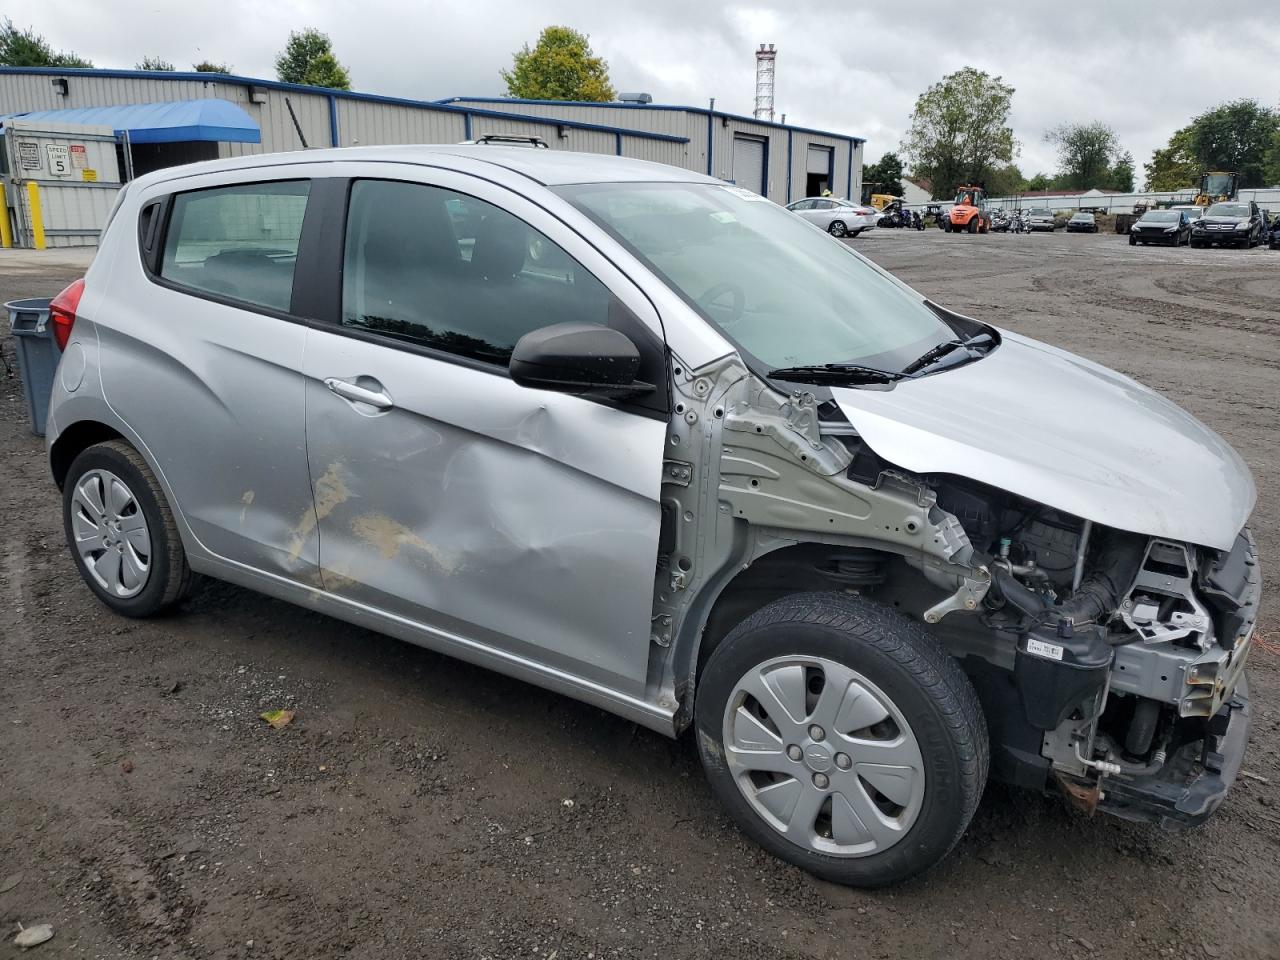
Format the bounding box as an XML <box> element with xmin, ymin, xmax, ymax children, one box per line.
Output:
<box><xmin>46</xmin><ymin>146</ymin><xmax>1259</xmax><ymax>887</ymax></box>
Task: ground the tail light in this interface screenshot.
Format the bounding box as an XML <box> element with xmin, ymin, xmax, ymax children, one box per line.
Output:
<box><xmin>48</xmin><ymin>278</ymin><xmax>85</xmax><ymax>351</ymax></box>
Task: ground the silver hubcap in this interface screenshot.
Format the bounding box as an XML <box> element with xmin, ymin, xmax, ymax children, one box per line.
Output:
<box><xmin>723</xmin><ymin>655</ymin><xmax>925</xmax><ymax>858</ymax></box>
<box><xmin>70</xmin><ymin>469</ymin><xmax>152</xmax><ymax>599</ymax></box>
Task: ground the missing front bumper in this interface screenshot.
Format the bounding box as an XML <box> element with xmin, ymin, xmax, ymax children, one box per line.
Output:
<box><xmin>1096</xmin><ymin>675</ymin><xmax>1251</xmax><ymax>829</ymax></box>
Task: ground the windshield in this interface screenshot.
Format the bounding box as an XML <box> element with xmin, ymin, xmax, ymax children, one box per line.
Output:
<box><xmin>1203</xmin><ymin>174</ymin><xmax>1234</xmax><ymax>195</ymax></box>
<box><xmin>556</xmin><ymin>182</ymin><xmax>954</xmax><ymax>370</ymax></box>
<box><xmin>954</xmin><ymin>189</ymin><xmax>979</xmax><ymax>205</ymax></box>
<box><xmin>1207</xmin><ymin>203</ymin><xmax>1249</xmax><ymax>217</ymax></box>
<box><xmin>1029</xmin><ymin>209</ymin><xmax>1051</xmax><ymax>217</ymax></box>
<box><xmin>1141</xmin><ymin>210</ymin><xmax>1179</xmax><ymax>222</ymax></box>
<box><xmin>1071</xmin><ymin>213</ymin><xmax>1092</xmax><ymax>220</ymax></box>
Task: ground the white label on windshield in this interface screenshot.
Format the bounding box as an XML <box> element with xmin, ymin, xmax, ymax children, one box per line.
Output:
<box><xmin>710</xmin><ymin>211</ymin><xmax>738</xmax><ymax>223</ymax></box>
<box><xmin>722</xmin><ymin>185</ymin><xmax>769</xmax><ymax>202</ymax></box>
<box><xmin>1026</xmin><ymin>638</ymin><xmax>1064</xmax><ymax>661</ymax></box>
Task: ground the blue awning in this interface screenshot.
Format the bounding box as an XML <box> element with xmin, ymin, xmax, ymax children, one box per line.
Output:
<box><xmin>0</xmin><ymin>99</ymin><xmax>260</xmax><ymax>144</ymax></box>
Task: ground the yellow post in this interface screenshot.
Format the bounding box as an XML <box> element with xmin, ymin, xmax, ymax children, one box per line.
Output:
<box><xmin>0</xmin><ymin>190</ymin><xmax>12</xmax><ymax>248</ymax></box>
<box><xmin>25</xmin><ymin>181</ymin><xmax>46</xmax><ymax>250</ymax></box>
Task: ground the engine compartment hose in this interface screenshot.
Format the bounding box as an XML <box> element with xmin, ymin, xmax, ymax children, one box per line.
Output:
<box><xmin>1124</xmin><ymin>699</ymin><xmax>1161</xmax><ymax>759</ymax></box>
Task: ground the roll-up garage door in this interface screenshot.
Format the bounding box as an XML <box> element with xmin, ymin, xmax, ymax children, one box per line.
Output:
<box><xmin>807</xmin><ymin>145</ymin><xmax>833</xmax><ymax>176</ymax></box>
<box><xmin>732</xmin><ymin>135</ymin><xmax>767</xmax><ymax>195</ymax></box>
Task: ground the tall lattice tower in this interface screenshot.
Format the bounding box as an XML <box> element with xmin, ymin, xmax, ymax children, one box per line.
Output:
<box><xmin>753</xmin><ymin>44</ymin><xmax>776</xmax><ymax>122</ymax></box>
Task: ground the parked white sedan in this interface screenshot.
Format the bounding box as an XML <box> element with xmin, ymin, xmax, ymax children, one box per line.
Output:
<box><xmin>785</xmin><ymin>197</ymin><xmax>878</xmax><ymax>238</ymax></box>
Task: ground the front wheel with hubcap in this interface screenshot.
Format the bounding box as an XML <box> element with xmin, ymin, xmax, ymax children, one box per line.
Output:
<box><xmin>63</xmin><ymin>440</ymin><xmax>192</xmax><ymax>617</ymax></box>
<box><xmin>828</xmin><ymin>220</ymin><xmax>847</xmax><ymax>238</ymax></box>
<box><xmin>695</xmin><ymin>592</ymin><xmax>988</xmax><ymax>887</ymax></box>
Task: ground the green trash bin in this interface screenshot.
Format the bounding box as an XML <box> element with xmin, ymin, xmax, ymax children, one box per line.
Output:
<box><xmin>5</xmin><ymin>297</ymin><xmax>59</xmax><ymax>436</ymax></box>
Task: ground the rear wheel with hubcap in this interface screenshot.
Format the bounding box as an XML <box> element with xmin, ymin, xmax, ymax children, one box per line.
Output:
<box><xmin>63</xmin><ymin>440</ymin><xmax>192</xmax><ymax>617</ymax></box>
<box><xmin>828</xmin><ymin>220</ymin><xmax>847</xmax><ymax>238</ymax></box>
<box><xmin>695</xmin><ymin>592</ymin><xmax>988</xmax><ymax>887</ymax></box>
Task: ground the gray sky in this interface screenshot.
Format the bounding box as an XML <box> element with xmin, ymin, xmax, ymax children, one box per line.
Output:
<box><xmin>17</xmin><ymin>0</ymin><xmax>1280</xmax><ymax>180</ymax></box>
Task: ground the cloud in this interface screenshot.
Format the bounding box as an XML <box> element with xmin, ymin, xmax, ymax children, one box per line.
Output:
<box><xmin>13</xmin><ymin>0</ymin><xmax>1280</xmax><ymax>181</ymax></box>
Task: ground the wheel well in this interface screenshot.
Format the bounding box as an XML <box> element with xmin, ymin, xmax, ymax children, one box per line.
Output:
<box><xmin>695</xmin><ymin>543</ymin><xmax>896</xmax><ymax>674</ymax></box>
<box><xmin>50</xmin><ymin>421</ymin><xmax>126</xmax><ymax>489</ymax></box>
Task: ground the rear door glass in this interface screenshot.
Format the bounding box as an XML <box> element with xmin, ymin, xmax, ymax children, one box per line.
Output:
<box><xmin>159</xmin><ymin>180</ymin><xmax>310</xmax><ymax>312</ymax></box>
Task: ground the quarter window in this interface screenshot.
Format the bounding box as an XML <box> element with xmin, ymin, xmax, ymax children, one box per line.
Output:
<box><xmin>159</xmin><ymin>180</ymin><xmax>309</xmax><ymax>312</ymax></box>
<box><xmin>341</xmin><ymin>179</ymin><xmax>613</xmax><ymax>366</ymax></box>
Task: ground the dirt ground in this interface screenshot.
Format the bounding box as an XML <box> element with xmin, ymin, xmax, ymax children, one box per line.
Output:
<box><xmin>1</xmin><ymin>229</ymin><xmax>1278</xmax><ymax>960</ymax></box>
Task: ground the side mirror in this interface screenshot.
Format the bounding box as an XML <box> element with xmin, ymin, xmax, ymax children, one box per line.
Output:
<box><xmin>509</xmin><ymin>322</ymin><xmax>652</xmax><ymax>396</ymax></box>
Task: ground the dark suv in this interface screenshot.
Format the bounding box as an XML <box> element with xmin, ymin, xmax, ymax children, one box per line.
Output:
<box><xmin>1191</xmin><ymin>200</ymin><xmax>1265</xmax><ymax>248</ymax></box>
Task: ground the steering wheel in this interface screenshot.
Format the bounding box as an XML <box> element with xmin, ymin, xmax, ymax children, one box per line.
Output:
<box><xmin>697</xmin><ymin>282</ymin><xmax>746</xmax><ymax>329</ymax></box>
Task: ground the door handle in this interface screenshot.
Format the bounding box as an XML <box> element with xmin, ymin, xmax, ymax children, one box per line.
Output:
<box><xmin>324</xmin><ymin>377</ymin><xmax>394</xmax><ymax>410</ymax></box>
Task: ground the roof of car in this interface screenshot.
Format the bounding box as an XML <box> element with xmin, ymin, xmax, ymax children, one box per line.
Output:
<box><xmin>131</xmin><ymin>144</ymin><xmax>718</xmax><ymax>189</ymax></box>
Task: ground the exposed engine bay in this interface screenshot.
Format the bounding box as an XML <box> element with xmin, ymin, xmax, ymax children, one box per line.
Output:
<box><xmin>656</xmin><ymin>357</ymin><xmax>1260</xmax><ymax>828</ymax></box>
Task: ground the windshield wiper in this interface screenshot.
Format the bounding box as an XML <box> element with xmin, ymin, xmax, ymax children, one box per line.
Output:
<box><xmin>902</xmin><ymin>332</ymin><xmax>994</xmax><ymax>376</ymax></box>
<box><xmin>767</xmin><ymin>362</ymin><xmax>907</xmax><ymax>384</ymax></box>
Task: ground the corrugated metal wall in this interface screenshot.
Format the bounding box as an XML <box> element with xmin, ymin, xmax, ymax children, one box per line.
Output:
<box><xmin>335</xmin><ymin>98</ymin><xmax>464</xmax><ymax>147</ymax></box>
<box><xmin>445</xmin><ymin>99</ymin><xmax>863</xmax><ymax>206</ymax></box>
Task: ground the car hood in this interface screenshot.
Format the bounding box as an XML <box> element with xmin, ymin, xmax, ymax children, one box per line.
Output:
<box><xmin>1198</xmin><ymin>216</ymin><xmax>1249</xmax><ymax>226</ymax></box>
<box><xmin>829</xmin><ymin>330</ymin><xmax>1254</xmax><ymax>551</ymax></box>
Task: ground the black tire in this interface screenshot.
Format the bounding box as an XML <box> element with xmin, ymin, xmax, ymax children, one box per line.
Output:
<box><xmin>63</xmin><ymin>440</ymin><xmax>192</xmax><ymax>618</ymax></box>
<box><xmin>966</xmin><ymin>218</ymin><xmax>978</xmax><ymax>234</ymax></box>
<box><xmin>828</xmin><ymin>220</ymin><xmax>847</xmax><ymax>238</ymax></box>
<box><xmin>943</xmin><ymin>220</ymin><xmax>952</xmax><ymax>233</ymax></box>
<box><xmin>1129</xmin><ymin>235</ymin><xmax>1136</xmax><ymax>245</ymax></box>
<box><xmin>695</xmin><ymin>592</ymin><xmax>988</xmax><ymax>887</ymax></box>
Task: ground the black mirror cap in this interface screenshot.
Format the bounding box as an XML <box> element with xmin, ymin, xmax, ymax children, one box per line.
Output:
<box><xmin>509</xmin><ymin>322</ymin><xmax>649</xmax><ymax>394</ymax></box>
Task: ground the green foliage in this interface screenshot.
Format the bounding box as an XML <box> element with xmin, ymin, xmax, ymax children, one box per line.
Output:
<box><xmin>986</xmin><ymin>162</ymin><xmax>1026</xmax><ymax>197</ymax></box>
<box><xmin>0</xmin><ymin>18</ymin><xmax>92</xmax><ymax>67</ymax></box>
<box><xmin>1186</xmin><ymin>99</ymin><xmax>1277</xmax><ymax>187</ymax></box>
<box><xmin>1024</xmin><ymin>172</ymin><xmax>1052</xmax><ymax>192</ymax></box>
<box><xmin>136</xmin><ymin>56</ymin><xmax>175</xmax><ymax>71</ymax></box>
<box><xmin>901</xmin><ymin>67</ymin><xmax>1017</xmax><ymax>200</ymax></box>
<box><xmin>1045</xmin><ymin>122</ymin><xmax>1126</xmax><ymax>190</ymax></box>
<box><xmin>862</xmin><ymin>151</ymin><xmax>905</xmax><ymax>199</ymax></box>
<box><xmin>1265</xmin><ymin>129</ymin><xmax>1280</xmax><ymax>187</ymax></box>
<box><xmin>193</xmin><ymin>61</ymin><xmax>233</xmax><ymax>74</ymax></box>
<box><xmin>275</xmin><ymin>28</ymin><xmax>351</xmax><ymax>90</ymax></box>
<box><xmin>502</xmin><ymin>26</ymin><xmax>615</xmax><ymax>102</ymax></box>
<box><xmin>1110</xmin><ymin>151</ymin><xmax>1135</xmax><ymax>192</ymax></box>
<box><xmin>1144</xmin><ymin>126</ymin><xmax>1197</xmax><ymax>191</ymax></box>
<box><xmin>1146</xmin><ymin>101</ymin><xmax>1279</xmax><ymax>190</ymax></box>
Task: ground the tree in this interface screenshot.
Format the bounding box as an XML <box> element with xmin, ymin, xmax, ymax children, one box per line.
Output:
<box><xmin>275</xmin><ymin>28</ymin><xmax>351</xmax><ymax>89</ymax></box>
<box><xmin>901</xmin><ymin>67</ymin><xmax>1017</xmax><ymax>200</ymax></box>
<box><xmin>862</xmin><ymin>151</ymin><xmax>905</xmax><ymax>198</ymax></box>
<box><xmin>1145</xmin><ymin>101</ymin><xmax>1280</xmax><ymax>191</ymax></box>
<box><xmin>1265</xmin><ymin>129</ymin><xmax>1280</xmax><ymax>187</ymax></box>
<box><xmin>502</xmin><ymin>26</ymin><xmax>615</xmax><ymax>102</ymax></box>
<box><xmin>136</xmin><ymin>56</ymin><xmax>175</xmax><ymax>71</ymax></box>
<box><xmin>1185</xmin><ymin>99</ymin><xmax>1277</xmax><ymax>187</ymax></box>
<box><xmin>192</xmin><ymin>61</ymin><xmax>233</xmax><ymax>74</ymax></box>
<box><xmin>0</xmin><ymin>18</ymin><xmax>92</xmax><ymax>67</ymax></box>
<box><xmin>1045</xmin><ymin>122</ymin><xmax>1125</xmax><ymax>190</ymax></box>
<box><xmin>1144</xmin><ymin>126</ymin><xmax>1197</xmax><ymax>191</ymax></box>
<box><xmin>986</xmin><ymin>162</ymin><xmax>1026</xmax><ymax>197</ymax></box>
<box><xmin>1110</xmin><ymin>151</ymin><xmax>1135</xmax><ymax>192</ymax></box>
<box><xmin>1024</xmin><ymin>172</ymin><xmax>1052</xmax><ymax>192</ymax></box>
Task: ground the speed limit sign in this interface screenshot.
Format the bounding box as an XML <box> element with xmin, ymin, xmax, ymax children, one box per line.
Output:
<box><xmin>45</xmin><ymin>143</ymin><xmax>71</xmax><ymax>176</ymax></box>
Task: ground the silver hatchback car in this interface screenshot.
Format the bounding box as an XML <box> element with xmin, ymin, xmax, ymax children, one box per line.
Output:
<box><xmin>46</xmin><ymin>146</ymin><xmax>1259</xmax><ymax>887</ymax></box>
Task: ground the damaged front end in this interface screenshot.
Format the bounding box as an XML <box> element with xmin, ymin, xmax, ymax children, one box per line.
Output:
<box><xmin>657</xmin><ymin>351</ymin><xmax>1259</xmax><ymax>830</ymax></box>
<box><xmin>868</xmin><ymin>461</ymin><xmax>1260</xmax><ymax>828</ymax></box>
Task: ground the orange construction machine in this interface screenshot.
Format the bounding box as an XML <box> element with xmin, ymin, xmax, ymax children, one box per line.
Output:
<box><xmin>944</xmin><ymin>185</ymin><xmax>991</xmax><ymax>234</ymax></box>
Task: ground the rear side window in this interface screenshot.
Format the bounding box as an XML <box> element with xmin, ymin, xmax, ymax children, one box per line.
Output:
<box><xmin>341</xmin><ymin>179</ymin><xmax>613</xmax><ymax>366</ymax></box>
<box><xmin>159</xmin><ymin>180</ymin><xmax>310</xmax><ymax>312</ymax></box>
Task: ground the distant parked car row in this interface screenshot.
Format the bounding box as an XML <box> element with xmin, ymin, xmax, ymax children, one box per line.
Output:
<box><xmin>1130</xmin><ymin>201</ymin><xmax>1269</xmax><ymax>248</ymax></box>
